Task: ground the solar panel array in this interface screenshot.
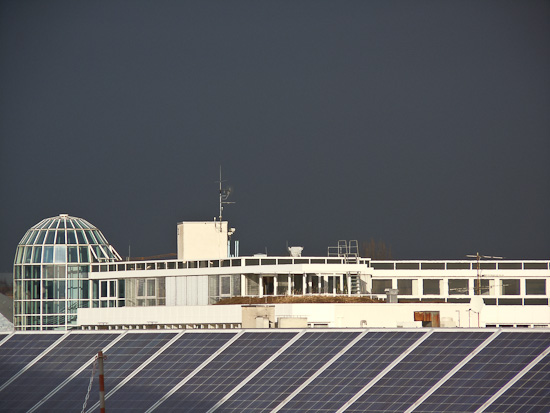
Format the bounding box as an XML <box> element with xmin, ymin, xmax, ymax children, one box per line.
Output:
<box><xmin>0</xmin><ymin>329</ymin><xmax>548</xmax><ymax>413</ymax></box>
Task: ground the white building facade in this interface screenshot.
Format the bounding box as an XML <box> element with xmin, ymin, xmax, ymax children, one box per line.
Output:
<box><xmin>14</xmin><ymin>215</ymin><xmax>550</xmax><ymax>330</ymax></box>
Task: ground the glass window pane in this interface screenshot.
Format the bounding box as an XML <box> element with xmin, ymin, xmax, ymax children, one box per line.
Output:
<box><xmin>474</xmin><ymin>279</ymin><xmax>491</xmax><ymax>295</ymax></box>
<box><xmin>93</xmin><ymin>230</ymin><xmax>106</xmax><ymax>245</ymax></box>
<box><xmin>45</xmin><ymin>230</ymin><xmax>55</xmax><ymax>244</ymax></box>
<box><xmin>423</xmin><ymin>279</ymin><xmax>441</xmax><ymax>295</ymax></box>
<box><xmin>79</xmin><ymin>246</ymin><xmax>89</xmax><ymax>263</ymax></box>
<box><xmin>55</xmin><ymin>230</ymin><xmax>66</xmax><ymax>244</ymax></box>
<box><xmin>79</xmin><ymin>265</ymin><xmax>89</xmax><ymax>278</ymax></box>
<box><xmin>137</xmin><ymin>279</ymin><xmax>145</xmax><ymax>297</ymax></box>
<box><xmin>15</xmin><ymin>246</ymin><xmax>24</xmax><ymax>264</ymax></box>
<box><xmin>109</xmin><ymin>280</ymin><xmax>116</xmax><ymax>297</ymax></box>
<box><xmin>526</xmin><ymin>279</ymin><xmax>546</xmax><ymax>295</ymax></box>
<box><xmin>397</xmin><ymin>279</ymin><xmax>413</xmax><ymax>295</ymax></box>
<box><xmin>67</xmin><ymin>265</ymin><xmax>79</xmax><ymax>278</ymax></box>
<box><xmin>43</xmin><ymin>246</ymin><xmax>54</xmax><ymax>263</ymax></box>
<box><xmin>92</xmin><ymin>246</ymin><xmax>103</xmax><ymax>261</ymax></box>
<box><xmin>25</xmin><ymin>280</ymin><xmax>41</xmax><ymax>299</ymax></box>
<box><xmin>101</xmin><ymin>281</ymin><xmax>108</xmax><ymax>297</ymax></box>
<box><xmin>67</xmin><ymin>247</ymin><xmax>78</xmax><ymax>263</ymax></box>
<box><xmin>20</xmin><ymin>231</ymin><xmax>32</xmax><ymax>245</ymax></box>
<box><xmin>43</xmin><ymin>280</ymin><xmax>66</xmax><ymax>299</ymax></box>
<box><xmin>147</xmin><ymin>279</ymin><xmax>155</xmax><ymax>296</ymax></box>
<box><xmin>220</xmin><ymin>276</ymin><xmax>231</xmax><ymax>296</ymax></box>
<box><xmin>66</xmin><ymin>219</ymin><xmax>74</xmax><ymax>229</ymax></box>
<box><xmin>36</xmin><ymin>230</ymin><xmax>46</xmax><ymax>244</ymax></box>
<box><xmin>92</xmin><ymin>280</ymin><xmax>99</xmax><ymax>299</ymax></box>
<box><xmin>118</xmin><ymin>280</ymin><xmax>125</xmax><ymax>298</ymax></box>
<box><xmin>54</xmin><ymin>265</ymin><xmax>66</xmax><ymax>278</ymax></box>
<box><xmin>502</xmin><ymin>279</ymin><xmax>520</xmax><ymax>295</ymax></box>
<box><xmin>43</xmin><ymin>265</ymin><xmax>55</xmax><ymax>278</ymax></box>
<box><xmin>32</xmin><ymin>246</ymin><xmax>42</xmax><ymax>263</ymax></box>
<box><xmin>24</xmin><ymin>246</ymin><xmax>33</xmax><ymax>264</ymax></box>
<box><xmin>27</xmin><ymin>231</ymin><xmax>39</xmax><ymax>245</ymax></box>
<box><xmin>58</xmin><ymin>219</ymin><xmax>65</xmax><ymax>229</ymax></box>
<box><xmin>85</xmin><ymin>231</ymin><xmax>97</xmax><ymax>244</ymax></box>
<box><xmin>76</xmin><ymin>230</ymin><xmax>86</xmax><ymax>244</ymax></box>
<box><xmin>448</xmin><ymin>279</ymin><xmax>469</xmax><ymax>295</ymax></box>
<box><xmin>54</xmin><ymin>245</ymin><xmax>67</xmax><ymax>263</ymax></box>
<box><xmin>372</xmin><ymin>279</ymin><xmax>392</xmax><ymax>294</ymax></box>
<box><xmin>66</xmin><ymin>230</ymin><xmax>77</xmax><ymax>244</ymax></box>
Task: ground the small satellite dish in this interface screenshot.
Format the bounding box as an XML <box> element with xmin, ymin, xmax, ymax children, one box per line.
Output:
<box><xmin>470</xmin><ymin>296</ymin><xmax>484</xmax><ymax>313</ymax></box>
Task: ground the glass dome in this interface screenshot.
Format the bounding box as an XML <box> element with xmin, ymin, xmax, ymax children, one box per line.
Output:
<box><xmin>13</xmin><ymin>214</ymin><xmax>121</xmax><ymax>330</ymax></box>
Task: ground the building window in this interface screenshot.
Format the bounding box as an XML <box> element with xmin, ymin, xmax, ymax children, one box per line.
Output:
<box><xmin>220</xmin><ymin>276</ymin><xmax>231</xmax><ymax>297</ymax></box>
<box><xmin>136</xmin><ymin>278</ymin><xmax>164</xmax><ymax>306</ymax></box>
<box><xmin>397</xmin><ymin>279</ymin><xmax>413</xmax><ymax>295</ymax></box>
<box><xmin>525</xmin><ymin>279</ymin><xmax>546</xmax><ymax>295</ymax></box>
<box><xmin>423</xmin><ymin>279</ymin><xmax>440</xmax><ymax>295</ymax></box>
<box><xmin>474</xmin><ymin>279</ymin><xmax>491</xmax><ymax>295</ymax></box>
<box><xmin>448</xmin><ymin>279</ymin><xmax>469</xmax><ymax>295</ymax></box>
<box><xmin>372</xmin><ymin>279</ymin><xmax>392</xmax><ymax>294</ymax></box>
<box><xmin>501</xmin><ymin>279</ymin><xmax>520</xmax><ymax>295</ymax></box>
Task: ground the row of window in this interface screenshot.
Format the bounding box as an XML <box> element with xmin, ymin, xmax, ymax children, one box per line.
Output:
<box><xmin>31</xmin><ymin>216</ymin><xmax>95</xmax><ymax>231</ymax></box>
<box><xmin>14</xmin><ymin>264</ymin><xmax>90</xmax><ymax>279</ymax></box>
<box><xmin>13</xmin><ymin>279</ymin><xmax>124</xmax><ymax>300</ymax></box>
<box><xmin>19</xmin><ymin>228</ymin><xmax>109</xmax><ymax>246</ymax></box>
<box><xmin>371</xmin><ymin>279</ymin><xmax>547</xmax><ymax>296</ymax></box>
<box><xmin>92</xmin><ymin>257</ymin><xmax>358</xmax><ymax>273</ymax></box>
<box><xmin>14</xmin><ymin>243</ymin><xmax>115</xmax><ymax>264</ymax></box>
<box><xmin>372</xmin><ymin>262</ymin><xmax>549</xmax><ymax>270</ymax></box>
<box><xmin>92</xmin><ymin>259</ymin><xmax>550</xmax><ymax>273</ymax></box>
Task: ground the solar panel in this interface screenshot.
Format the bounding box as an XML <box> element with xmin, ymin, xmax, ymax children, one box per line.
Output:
<box><xmin>0</xmin><ymin>332</ymin><xmax>121</xmax><ymax>412</ymax></box>
<box><xmin>483</xmin><ymin>352</ymin><xmax>550</xmax><ymax>412</ymax></box>
<box><xmin>217</xmin><ymin>331</ymin><xmax>361</xmax><ymax>412</ymax></box>
<box><xmin>344</xmin><ymin>331</ymin><xmax>493</xmax><ymax>412</ymax></box>
<box><xmin>95</xmin><ymin>332</ymin><xmax>238</xmax><ymax>412</ymax></box>
<box><xmin>34</xmin><ymin>332</ymin><xmax>178</xmax><ymax>411</ymax></box>
<box><xmin>412</xmin><ymin>331</ymin><xmax>550</xmax><ymax>412</ymax></box>
<box><xmin>155</xmin><ymin>331</ymin><xmax>298</xmax><ymax>411</ymax></box>
<box><xmin>0</xmin><ymin>329</ymin><xmax>548</xmax><ymax>412</ymax></box>
<box><xmin>278</xmin><ymin>331</ymin><xmax>425</xmax><ymax>412</ymax></box>
<box><xmin>0</xmin><ymin>333</ymin><xmax>63</xmax><ymax>387</ymax></box>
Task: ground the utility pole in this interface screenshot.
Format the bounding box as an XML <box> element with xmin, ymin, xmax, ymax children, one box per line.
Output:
<box><xmin>98</xmin><ymin>351</ymin><xmax>105</xmax><ymax>413</ymax></box>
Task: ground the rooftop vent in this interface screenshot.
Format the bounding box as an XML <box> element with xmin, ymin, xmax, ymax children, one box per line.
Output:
<box><xmin>288</xmin><ymin>246</ymin><xmax>303</xmax><ymax>257</ymax></box>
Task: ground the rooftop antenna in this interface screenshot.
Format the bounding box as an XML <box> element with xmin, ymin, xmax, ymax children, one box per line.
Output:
<box><xmin>217</xmin><ymin>166</ymin><xmax>234</xmax><ymax>230</ymax></box>
<box><xmin>466</xmin><ymin>252</ymin><xmax>503</xmax><ymax>295</ymax></box>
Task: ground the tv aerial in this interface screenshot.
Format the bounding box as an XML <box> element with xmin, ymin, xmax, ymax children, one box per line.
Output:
<box><xmin>466</xmin><ymin>252</ymin><xmax>503</xmax><ymax>295</ymax></box>
<box><xmin>217</xmin><ymin>166</ymin><xmax>235</xmax><ymax>226</ymax></box>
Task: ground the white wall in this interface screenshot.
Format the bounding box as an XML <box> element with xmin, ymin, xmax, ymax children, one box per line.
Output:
<box><xmin>166</xmin><ymin>276</ymin><xmax>209</xmax><ymax>306</ymax></box>
<box><xmin>177</xmin><ymin>221</ymin><xmax>229</xmax><ymax>261</ymax></box>
<box><xmin>78</xmin><ymin>302</ymin><xmax>550</xmax><ymax>328</ymax></box>
<box><xmin>78</xmin><ymin>304</ymin><xmax>241</xmax><ymax>326</ymax></box>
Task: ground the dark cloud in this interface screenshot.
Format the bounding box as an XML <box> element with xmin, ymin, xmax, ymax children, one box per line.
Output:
<box><xmin>1</xmin><ymin>1</ymin><xmax>549</xmax><ymax>270</ymax></box>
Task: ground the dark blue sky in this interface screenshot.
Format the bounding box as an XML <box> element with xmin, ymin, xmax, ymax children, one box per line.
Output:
<box><xmin>1</xmin><ymin>1</ymin><xmax>549</xmax><ymax>271</ymax></box>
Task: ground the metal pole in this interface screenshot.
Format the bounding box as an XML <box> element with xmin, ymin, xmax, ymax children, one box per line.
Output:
<box><xmin>98</xmin><ymin>351</ymin><xmax>105</xmax><ymax>413</ymax></box>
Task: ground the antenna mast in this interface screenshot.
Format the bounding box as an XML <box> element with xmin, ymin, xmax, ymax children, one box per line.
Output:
<box><xmin>217</xmin><ymin>166</ymin><xmax>234</xmax><ymax>228</ymax></box>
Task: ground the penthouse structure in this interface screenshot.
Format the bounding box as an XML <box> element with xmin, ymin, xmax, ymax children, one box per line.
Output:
<box><xmin>13</xmin><ymin>215</ymin><xmax>549</xmax><ymax>330</ymax></box>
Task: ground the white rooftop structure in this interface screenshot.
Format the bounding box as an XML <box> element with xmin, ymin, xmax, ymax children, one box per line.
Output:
<box><xmin>12</xmin><ymin>214</ymin><xmax>550</xmax><ymax>330</ymax></box>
